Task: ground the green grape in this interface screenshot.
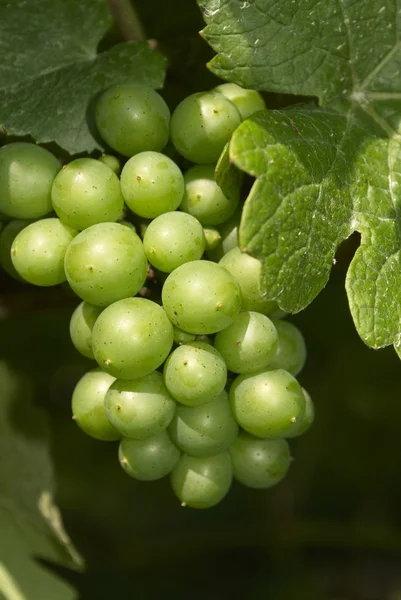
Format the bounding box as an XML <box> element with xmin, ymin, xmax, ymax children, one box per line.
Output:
<box><xmin>98</xmin><ymin>153</ymin><xmax>122</xmax><ymax>175</ymax></box>
<box><xmin>170</xmin><ymin>452</ymin><xmax>233</xmax><ymax>509</ymax></box>
<box><xmin>119</xmin><ymin>220</ymin><xmax>136</xmax><ymax>233</ymax></box>
<box><xmin>92</xmin><ymin>297</ymin><xmax>174</xmax><ymax>379</ymax></box>
<box><xmin>104</xmin><ymin>372</ymin><xmax>176</xmax><ymax>439</ymax></box>
<box><xmin>11</xmin><ymin>218</ymin><xmax>77</xmax><ymax>286</ymax></box>
<box><xmin>72</xmin><ymin>368</ymin><xmax>120</xmax><ymax>441</ymax></box>
<box><xmin>214</xmin><ymin>311</ymin><xmax>278</xmax><ymax>374</ymax></box>
<box><xmin>286</xmin><ymin>388</ymin><xmax>315</xmax><ymax>438</ymax></box>
<box><xmin>0</xmin><ymin>143</ymin><xmax>60</xmax><ymax>219</ymax></box>
<box><xmin>181</xmin><ymin>164</ymin><xmax>239</xmax><ymax>226</ymax></box>
<box><xmin>163</xmin><ymin>341</ymin><xmax>227</xmax><ymax>407</ymax></box>
<box><xmin>229</xmin><ymin>431</ymin><xmax>291</xmax><ymax>489</ymax></box>
<box><xmin>268</xmin><ymin>320</ymin><xmax>307</xmax><ymax>376</ymax></box>
<box><xmin>51</xmin><ymin>158</ymin><xmax>124</xmax><ymax>230</ymax></box>
<box><xmin>69</xmin><ymin>301</ymin><xmax>103</xmax><ymax>359</ymax></box>
<box><xmin>162</xmin><ymin>260</ymin><xmax>242</xmax><ymax>334</ymax></box>
<box><xmin>120</xmin><ymin>151</ymin><xmax>184</xmax><ymax>219</ymax></box>
<box><xmin>143</xmin><ymin>212</ymin><xmax>205</xmax><ymax>273</ymax></box>
<box><xmin>214</xmin><ymin>83</ymin><xmax>266</xmax><ymax>120</ymax></box>
<box><xmin>230</xmin><ymin>369</ymin><xmax>306</xmax><ymax>439</ymax></box>
<box><xmin>203</xmin><ymin>227</ymin><xmax>222</xmax><ymax>251</ymax></box>
<box><xmin>118</xmin><ymin>431</ymin><xmax>180</xmax><ymax>481</ymax></box>
<box><xmin>64</xmin><ymin>222</ymin><xmax>147</xmax><ymax>307</ymax></box>
<box><xmin>95</xmin><ymin>84</ymin><xmax>170</xmax><ymax>157</ymax></box>
<box><xmin>170</xmin><ymin>92</ymin><xmax>241</xmax><ymax>164</ymax></box>
<box><xmin>219</xmin><ymin>247</ymin><xmax>277</xmax><ymax>315</ymax></box>
<box><xmin>169</xmin><ymin>390</ymin><xmax>238</xmax><ymax>456</ymax></box>
<box><xmin>207</xmin><ymin>206</ymin><xmax>240</xmax><ymax>261</ymax></box>
<box><xmin>173</xmin><ymin>326</ymin><xmax>196</xmax><ymax>345</ymax></box>
<box><xmin>0</xmin><ymin>220</ymin><xmax>30</xmax><ymax>281</ymax></box>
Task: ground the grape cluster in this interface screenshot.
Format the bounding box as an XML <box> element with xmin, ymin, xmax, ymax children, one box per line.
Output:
<box><xmin>0</xmin><ymin>82</ymin><xmax>314</xmax><ymax>509</ymax></box>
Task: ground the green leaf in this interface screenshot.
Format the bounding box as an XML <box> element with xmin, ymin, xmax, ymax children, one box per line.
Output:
<box><xmin>0</xmin><ymin>362</ymin><xmax>82</xmax><ymax>600</ymax></box>
<box><xmin>0</xmin><ymin>0</ymin><xmax>166</xmax><ymax>154</ymax></box>
<box><xmin>215</xmin><ymin>142</ymin><xmax>243</xmax><ymax>199</ymax></box>
<box><xmin>201</xmin><ymin>0</ymin><xmax>401</xmax><ymax>351</ymax></box>
<box><xmin>199</xmin><ymin>0</ymin><xmax>399</xmax><ymax>105</ymax></box>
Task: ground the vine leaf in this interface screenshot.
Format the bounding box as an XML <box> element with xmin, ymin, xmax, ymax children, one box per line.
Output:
<box><xmin>0</xmin><ymin>0</ymin><xmax>166</xmax><ymax>155</ymax></box>
<box><xmin>0</xmin><ymin>362</ymin><xmax>82</xmax><ymax>600</ymax></box>
<box><xmin>200</xmin><ymin>0</ymin><xmax>401</xmax><ymax>351</ymax></box>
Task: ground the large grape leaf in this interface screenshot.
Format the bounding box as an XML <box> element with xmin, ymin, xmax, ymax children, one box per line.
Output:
<box><xmin>0</xmin><ymin>362</ymin><xmax>82</xmax><ymax>600</ymax></box>
<box><xmin>0</xmin><ymin>0</ymin><xmax>166</xmax><ymax>154</ymax></box>
<box><xmin>199</xmin><ymin>0</ymin><xmax>401</xmax><ymax>350</ymax></box>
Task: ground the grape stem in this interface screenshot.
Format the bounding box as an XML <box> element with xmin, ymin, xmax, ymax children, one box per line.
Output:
<box><xmin>106</xmin><ymin>0</ymin><xmax>147</xmax><ymax>43</ymax></box>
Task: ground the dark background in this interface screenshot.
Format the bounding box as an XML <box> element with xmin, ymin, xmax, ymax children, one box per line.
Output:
<box><xmin>2</xmin><ymin>1</ymin><xmax>401</xmax><ymax>598</ymax></box>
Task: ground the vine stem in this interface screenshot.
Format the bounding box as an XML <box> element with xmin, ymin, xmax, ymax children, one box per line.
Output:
<box><xmin>106</xmin><ymin>0</ymin><xmax>146</xmax><ymax>42</ymax></box>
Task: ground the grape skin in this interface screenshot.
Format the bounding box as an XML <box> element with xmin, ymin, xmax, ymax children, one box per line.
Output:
<box><xmin>143</xmin><ymin>212</ymin><xmax>205</xmax><ymax>273</ymax></box>
<box><xmin>119</xmin><ymin>431</ymin><xmax>180</xmax><ymax>481</ymax></box>
<box><xmin>64</xmin><ymin>222</ymin><xmax>147</xmax><ymax>307</ymax></box>
<box><xmin>170</xmin><ymin>452</ymin><xmax>233</xmax><ymax>509</ymax></box>
<box><xmin>0</xmin><ymin>143</ymin><xmax>60</xmax><ymax>219</ymax></box>
<box><xmin>104</xmin><ymin>372</ymin><xmax>176</xmax><ymax>439</ymax></box>
<box><xmin>120</xmin><ymin>151</ymin><xmax>184</xmax><ymax>219</ymax></box>
<box><xmin>229</xmin><ymin>368</ymin><xmax>306</xmax><ymax>439</ymax></box>
<box><xmin>51</xmin><ymin>158</ymin><xmax>124</xmax><ymax>230</ymax></box>
<box><xmin>95</xmin><ymin>84</ymin><xmax>170</xmax><ymax>157</ymax></box>
<box><xmin>69</xmin><ymin>301</ymin><xmax>103</xmax><ymax>360</ymax></box>
<box><xmin>11</xmin><ymin>218</ymin><xmax>77</xmax><ymax>286</ymax></box>
<box><xmin>168</xmin><ymin>390</ymin><xmax>238</xmax><ymax>457</ymax></box>
<box><xmin>230</xmin><ymin>431</ymin><xmax>291</xmax><ymax>489</ymax></box>
<box><xmin>170</xmin><ymin>92</ymin><xmax>241</xmax><ymax>164</ymax></box>
<box><xmin>92</xmin><ymin>298</ymin><xmax>174</xmax><ymax>380</ymax></box>
<box><xmin>214</xmin><ymin>311</ymin><xmax>278</xmax><ymax>374</ymax></box>
<box><xmin>181</xmin><ymin>164</ymin><xmax>240</xmax><ymax>226</ymax></box>
<box><xmin>162</xmin><ymin>260</ymin><xmax>242</xmax><ymax>334</ymax></box>
<box><xmin>163</xmin><ymin>341</ymin><xmax>227</xmax><ymax>407</ymax></box>
<box><xmin>72</xmin><ymin>368</ymin><xmax>120</xmax><ymax>441</ymax></box>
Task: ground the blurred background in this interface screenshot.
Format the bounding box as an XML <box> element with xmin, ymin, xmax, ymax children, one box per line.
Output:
<box><xmin>2</xmin><ymin>1</ymin><xmax>401</xmax><ymax>598</ymax></box>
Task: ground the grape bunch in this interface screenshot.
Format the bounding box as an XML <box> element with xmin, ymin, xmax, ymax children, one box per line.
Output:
<box><xmin>0</xmin><ymin>82</ymin><xmax>314</xmax><ymax>509</ymax></box>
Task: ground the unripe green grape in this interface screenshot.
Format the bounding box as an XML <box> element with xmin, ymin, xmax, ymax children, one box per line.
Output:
<box><xmin>203</xmin><ymin>227</ymin><xmax>222</xmax><ymax>251</ymax></box>
<box><xmin>268</xmin><ymin>320</ymin><xmax>307</xmax><ymax>376</ymax></box>
<box><xmin>163</xmin><ymin>341</ymin><xmax>227</xmax><ymax>407</ymax></box>
<box><xmin>64</xmin><ymin>222</ymin><xmax>147</xmax><ymax>307</ymax></box>
<box><xmin>119</xmin><ymin>220</ymin><xmax>136</xmax><ymax>233</ymax></box>
<box><xmin>219</xmin><ymin>247</ymin><xmax>277</xmax><ymax>315</ymax></box>
<box><xmin>104</xmin><ymin>372</ymin><xmax>176</xmax><ymax>439</ymax></box>
<box><xmin>51</xmin><ymin>158</ymin><xmax>124</xmax><ymax>230</ymax></box>
<box><xmin>169</xmin><ymin>390</ymin><xmax>238</xmax><ymax>456</ymax></box>
<box><xmin>229</xmin><ymin>368</ymin><xmax>306</xmax><ymax>439</ymax></box>
<box><xmin>181</xmin><ymin>164</ymin><xmax>239</xmax><ymax>226</ymax></box>
<box><xmin>170</xmin><ymin>452</ymin><xmax>232</xmax><ymax>508</ymax></box>
<box><xmin>95</xmin><ymin>84</ymin><xmax>170</xmax><ymax>157</ymax></box>
<box><xmin>162</xmin><ymin>260</ymin><xmax>242</xmax><ymax>334</ymax></box>
<box><xmin>120</xmin><ymin>151</ymin><xmax>184</xmax><ymax>219</ymax></box>
<box><xmin>11</xmin><ymin>218</ymin><xmax>77</xmax><ymax>286</ymax></box>
<box><xmin>92</xmin><ymin>298</ymin><xmax>174</xmax><ymax>379</ymax></box>
<box><xmin>143</xmin><ymin>212</ymin><xmax>205</xmax><ymax>273</ymax></box>
<box><xmin>214</xmin><ymin>311</ymin><xmax>278</xmax><ymax>374</ymax></box>
<box><xmin>72</xmin><ymin>368</ymin><xmax>120</xmax><ymax>441</ymax></box>
<box><xmin>286</xmin><ymin>388</ymin><xmax>314</xmax><ymax>437</ymax></box>
<box><xmin>69</xmin><ymin>301</ymin><xmax>103</xmax><ymax>359</ymax></box>
<box><xmin>119</xmin><ymin>431</ymin><xmax>180</xmax><ymax>481</ymax></box>
<box><xmin>207</xmin><ymin>206</ymin><xmax>240</xmax><ymax>261</ymax></box>
<box><xmin>170</xmin><ymin>91</ymin><xmax>241</xmax><ymax>164</ymax></box>
<box><xmin>229</xmin><ymin>431</ymin><xmax>291</xmax><ymax>488</ymax></box>
<box><xmin>214</xmin><ymin>83</ymin><xmax>266</xmax><ymax>120</ymax></box>
<box><xmin>0</xmin><ymin>220</ymin><xmax>30</xmax><ymax>281</ymax></box>
<box><xmin>173</xmin><ymin>326</ymin><xmax>196</xmax><ymax>345</ymax></box>
<box><xmin>0</xmin><ymin>143</ymin><xmax>60</xmax><ymax>219</ymax></box>
<box><xmin>98</xmin><ymin>154</ymin><xmax>122</xmax><ymax>175</ymax></box>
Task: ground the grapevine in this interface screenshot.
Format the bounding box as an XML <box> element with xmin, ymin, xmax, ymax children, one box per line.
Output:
<box><xmin>0</xmin><ymin>83</ymin><xmax>314</xmax><ymax>510</ymax></box>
